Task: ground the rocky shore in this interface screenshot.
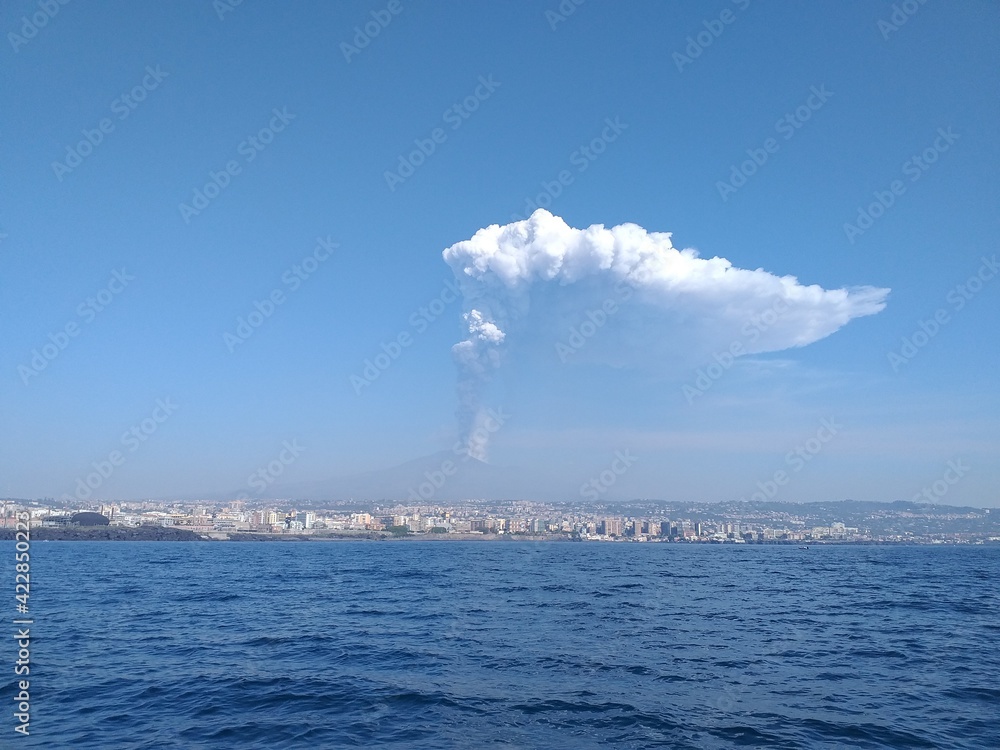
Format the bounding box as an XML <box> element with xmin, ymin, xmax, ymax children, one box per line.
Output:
<box><xmin>0</xmin><ymin>526</ymin><xmax>206</xmax><ymax>542</ymax></box>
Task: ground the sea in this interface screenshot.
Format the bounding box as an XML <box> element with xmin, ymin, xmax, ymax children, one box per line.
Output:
<box><xmin>3</xmin><ymin>541</ymin><xmax>998</xmax><ymax>749</ymax></box>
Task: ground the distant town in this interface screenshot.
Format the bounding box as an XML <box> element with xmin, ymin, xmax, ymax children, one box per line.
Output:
<box><xmin>2</xmin><ymin>496</ymin><xmax>998</xmax><ymax>544</ymax></box>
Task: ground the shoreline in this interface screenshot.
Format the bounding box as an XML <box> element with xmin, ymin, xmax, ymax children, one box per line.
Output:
<box><xmin>0</xmin><ymin>527</ymin><xmax>994</xmax><ymax>545</ymax></box>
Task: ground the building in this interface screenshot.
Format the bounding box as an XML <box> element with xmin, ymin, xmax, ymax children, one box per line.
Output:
<box><xmin>601</xmin><ymin>518</ymin><xmax>623</xmax><ymax>537</ymax></box>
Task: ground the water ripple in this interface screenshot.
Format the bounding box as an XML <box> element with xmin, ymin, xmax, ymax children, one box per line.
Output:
<box><xmin>2</xmin><ymin>541</ymin><xmax>997</xmax><ymax>748</ymax></box>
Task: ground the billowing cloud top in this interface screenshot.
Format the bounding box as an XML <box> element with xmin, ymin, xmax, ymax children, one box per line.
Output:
<box><xmin>443</xmin><ymin>209</ymin><xmax>889</xmax><ymax>457</ymax></box>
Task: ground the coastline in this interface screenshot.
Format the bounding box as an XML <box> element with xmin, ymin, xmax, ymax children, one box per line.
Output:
<box><xmin>0</xmin><ymin>527</ymin><xmax>993</xmax><ymax>545</ymax></box>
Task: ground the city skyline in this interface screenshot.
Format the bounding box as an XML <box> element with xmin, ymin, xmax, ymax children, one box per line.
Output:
<box><xmin>5</xmin><ymin>495</ymin><xmax>997</xmax><ymax>546</ymax></box>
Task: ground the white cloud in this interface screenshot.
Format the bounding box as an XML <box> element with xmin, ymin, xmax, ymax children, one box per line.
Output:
<box><xmin>443</xmin><ymin>209</ymin><xmax>889</xmax><ymax>457</ymax></box>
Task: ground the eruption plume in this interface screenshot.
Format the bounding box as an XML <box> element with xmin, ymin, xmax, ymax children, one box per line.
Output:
<box><xmin>443</xmin><ymin>210</ymin><xmax>889</xmax><ymax>459</ymax></box>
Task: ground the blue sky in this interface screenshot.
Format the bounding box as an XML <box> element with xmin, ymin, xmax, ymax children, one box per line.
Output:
<box><xmin>2</xmin><ymin>0</ymin><xmax>997</xmax><ymax>506</ymax></box>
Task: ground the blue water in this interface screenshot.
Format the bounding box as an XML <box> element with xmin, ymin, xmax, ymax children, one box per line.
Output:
<box><xmin>3</xmin><ymin>541</ymin><xmax>998</xmax><ymax>748</ymax></box>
